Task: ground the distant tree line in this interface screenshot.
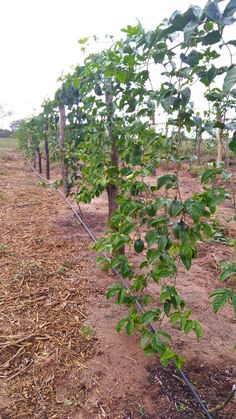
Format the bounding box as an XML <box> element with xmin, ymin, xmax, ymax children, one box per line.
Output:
<box><xmin>0</xmin><ymin>118</ymin><xmax>25</xmax><ymax>138</ymax></box>
<box><xmin>0</xmin><ymin>129</ymin><xmax>12</xmax><ymax>138</ymax></box>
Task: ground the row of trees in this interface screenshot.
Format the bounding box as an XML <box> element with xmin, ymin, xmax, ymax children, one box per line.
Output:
<box><xmin>0</xmin><ymin>110</ymin><xmax>27</xmax><ymax>137</ymax></box>
<box><xmin>18</xmin><ymin>0</ymin><xmax>236</xmax><ymax>368</ymax></box>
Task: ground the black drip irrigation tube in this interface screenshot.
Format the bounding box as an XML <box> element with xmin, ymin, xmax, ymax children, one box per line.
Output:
<box><xmin>27</xmin><ymin>160</ymin><xmax>213</xmax><ymax>419</ymax></box>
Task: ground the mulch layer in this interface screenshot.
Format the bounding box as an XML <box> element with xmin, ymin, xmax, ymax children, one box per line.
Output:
<box><xmin>0</xmin><ymin>154</ymin><xmax>95</xmax><ymax>418</ymax></box>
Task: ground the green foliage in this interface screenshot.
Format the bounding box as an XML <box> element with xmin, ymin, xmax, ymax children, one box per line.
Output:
<box><xmin>0</xmin><ymin>129</ymin><xmax>12</xmax><ymax>138</ymax></box>
<box><xmin>0</xmin><ymin>243</ymin><xmax>8</xmax><ymax>250</ymax></box>
<box><xmin>223</xmin><ymin>67</ymin><xmax>236</xmax><ymax>94</ymax></box>
<box><xmin>201</xmin><ymin>168</ymin><xmax>223</xmax><ymax>184</ymax></box>
<box><xmin>18</xmin><ymin>0</ymin><xmax>236</xmax><ymax>368</ymax></box>
<box><xmin>229</xmin><ymin>131</ymin><xmax>236</xmax><ymax>152</ymax></box>
<box><xmin>210</xmin><ymin>259</ymin><xmax>236</xmax><ymax>318</ymax></box>
<box><xmin>210</xmin><ymin>288</ymin><xmax>236</xmax><ymax>313</ymax></box>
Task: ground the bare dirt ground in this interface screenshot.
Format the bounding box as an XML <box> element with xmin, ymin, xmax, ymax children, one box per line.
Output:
<box><xmin>0</xmin><ymin>142</ymin><xmax>235</xmax><ymax>418</ymax></box>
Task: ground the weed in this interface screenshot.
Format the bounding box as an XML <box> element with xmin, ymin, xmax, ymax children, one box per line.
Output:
<box><xmin>80</xmin><ymin>325</ymin><xmax>94</xmax><ymax>339</ymax></box>
<box><xmin>209</xmin><ymin>218</ymin><xmax>234</xmax><ymax>246</ymax></box>
<box><xmin>177</xmin><ymin>402</ymin><xmax>187</xmax><ymax>413</ymax></box>
<box><xmin>0</xmin><ymin>243</ymin><xmax>8</xmax><ymax>250</ymax></box>
<box><xmin>57</xmin><ymin>259</ymin><xmax>74</xmax><ymax>274</ymax></box>
<box><xmin>188</xmin><ymin>164</ymin><xmax>205</xmax><ymax>177</ymax></box>
<box><xmin>137</xmin><ymin>404</ymin><xmax>146</xmax><ymax>417</ymax></box>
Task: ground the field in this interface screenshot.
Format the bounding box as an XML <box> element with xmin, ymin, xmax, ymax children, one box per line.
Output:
<box><xmin>0</xmin><ymin>137</ymin><xmax>17</xmax><ymax>156</ymax></box>
<box><xmin>0</xmin><ymin>138</ymin><xmax>235</xmax><ymax>418</ymax></box>
<box><xmin>2</xmin><ymin>1</ymin><xmax>236</xmax><ymax>417</ymax></box>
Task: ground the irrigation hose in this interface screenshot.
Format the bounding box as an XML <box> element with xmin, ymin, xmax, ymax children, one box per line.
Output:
<box><xmin>26</xmin><ymin>160</ymin><xmax>213</xmax><ymax>419</ymax></box>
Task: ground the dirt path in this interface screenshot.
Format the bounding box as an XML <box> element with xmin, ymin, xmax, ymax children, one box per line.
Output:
<box><xmin>0</xmin><ymin>145</ymin><xmax>235</xmax><ymax>418</ymax></box>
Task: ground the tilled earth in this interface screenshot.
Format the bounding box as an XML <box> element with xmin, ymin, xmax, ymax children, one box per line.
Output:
<box><xmin>0</xmin><ymin>144</ymin><xmax>235</xmax><ymax>418</ymax></box>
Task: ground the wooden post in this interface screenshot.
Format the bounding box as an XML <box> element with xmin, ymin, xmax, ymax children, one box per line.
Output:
<box><xmin>150</xmin><ymin>105</ymin><xmax>156</xmax><ymax>176</ymax></box>
<box><xmin>196</xmin><ymin>134</ymin><xmax>203</xmax><ymax>165</ymax></box>
<box><xmin>105</xmin><ymin>84</ymin><xmax>119</xmax><ymax>219</ymax></box>
<box><xmin>224</xmin><ymin>136</ymin><xmax>229</xmax><ymax>168</ymax></box>
<box><xmin>216</xmin><ymin>113</ymin><xmax>223</xmax><ymax>163</ymax></box>
<box><xmin>37</xmin><ymin>146</ymin><xmax>42</xmax><ymax>174</ymax></box>
<box><xmin>59</xmin><ymin>105</ymin><xmax>69</xmax><ymax>194</ymax></box>
<box><xmin>45</xmin><ymin>136</ymin><xmax>50</xmax><ymax>180</ymax></box>
<box><xmin>217</xmin><ymin>129</ymin><xmax>223</xmax><ymax>163</ymax></box>
<box><xmin>30</xmin><ymin>135</ymin><xmax>36</xmax><ymax>169</ymax></box>
<box><xmin>105</xmin><ymin>82</ymin><xmax>124</xmax><ymax>255</ymax></box>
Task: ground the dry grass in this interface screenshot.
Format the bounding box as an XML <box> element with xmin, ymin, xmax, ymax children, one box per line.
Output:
<box><xmin>0</xmin><ymin>149</ymin><xmax>95</xmax><ymax>417</ymax></box>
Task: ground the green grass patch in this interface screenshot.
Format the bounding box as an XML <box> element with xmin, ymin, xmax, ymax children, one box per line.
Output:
<box><xmin>0</xmin><ymin>137</ymin><xmax>17</xmax><ymax>157</ymax></box>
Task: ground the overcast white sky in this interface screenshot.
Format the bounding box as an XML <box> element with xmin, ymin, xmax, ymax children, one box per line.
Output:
<box><xmin>0</xmin><ymin>0</ymin><xmax>231</xmax><ymax>127</ymax></box>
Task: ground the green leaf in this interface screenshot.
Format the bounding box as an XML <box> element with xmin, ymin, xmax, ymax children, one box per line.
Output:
<box><xmin>212</xmin><ymin>294</ymin><xmax>228</xmax><ymax>313</ymax></box>
<box><xmin>116</xmin><ymin>71</ymin><xmax>127</xmax><ymax>84</ymax></box>
<box><xmin>160</xmin><ymin>347</ymin><xmax>176</xmax><ymax>366</ymax></box>
<box><xmin>157</xmin><ymin>174</ymin><xmax>177</xmax><ymax>190</ymax></box>
<box><xmin>94</xmin><ymin>84</ymin><xmax>103</xmax><ymax>96</ymax></box>
<box><xmin>220</xmin><ymin>266</ymin><xmax>236</xmax><ymax>281</ymax></box>
<box><xmin>181</xmin><ymin>87</ymin><xmax>191</xmax><ymax>106</ymax></box>
<box><xmin>226</xmin><ymin>40</ymin><xmax>236</xmax><ymax>47</ymax></box>
<box><xmin>184</xmin><ymin>50</ymin><xmax>202</xmax><ymax>67</ymax></box>
<box><xmin>126</xmin><ymin>318</ymin><xmax>134</xmax><ymax>335</ymax></box>
<box><xmin>193</xmin><ymin>321</ymin><xmax>203</xmax><ymax>339</ymax></box>
<box><xmin>224</xmin><ymin>0</ymin><xmax>236</xmax><ymax>17</ymax></box>
<box><xmin>143</xmin><ymin>345</ymin><xmax>157</xmax><ymax>355</ymax></box>
<box><xmin>164</xmin><ymin>301</ymin><xmax>171</xmax><ymax>316</ymax></box>
<box><xmin>184</xmin><ymin>19</ymin><xmax>199</xmax><ymax>42</ymax></box>
<box><xmin>175</xmin><ymin>356</ymin><xmax>185</xmax><ymax>370</ymax></box>
<box><xmin>201</xmin><ymin>168</ymin><xmax>222</xmax><ymax>184</ymax></box>
<box><xmin>122</xmin><ymin>222</ymin><xmax>135</xmax><ymax>235</ymax></box>
<box><xmin>127</xmin><ymin>98</ymin><xmax>137</xmax><ymax>113</ymax></box>
<box><xmin>122</xmin><ymin>25</ymin><xmax>142</xmax><ymax>36</ymax></box>
<box><xmin>198</xmin><ymin>67</ymin><xmax>218</xmax><ymax>86</ymax></box>
<box><xmin>202</xmin><ymin>223</ymin><xmax>212</xmax><ymax>238</ymax></box>
<box><xmin>205</xmin><ymin>121</ymin><xmax>214</xmax><ymax>134</ymax></box>
<box><xmin>152</xmin><ymin>51</ymin><xmax>165</xmax><ymax>64</ymax></box>
<box><xmin>229</xmin><ymin>88</ymin><xmax>236</xmax><ymax>99</ymax></box>
<box><xmin>106</xmin><ymin>283</ymin><xmax>123</xmax><ymax>299</ymax></box>
<box><xmin>232</xmin><ymin>295</ymin><xmax>236</xmax><ymax>313</ymax></box>
<box><xmin>123</xmin><ymin>44</ymin><xmax>133</xmax><ymax>54</ymax></box>
<box><xmin>161</xmin><ymin>95</ymin><xmax>172</xmax><ymax>112</ymax></box>
<box><xmin>170</xmin><ymin>12</ymin><xmax>188</xmax><ymax>31</ymax></box>
<box><xmin>223</xmin><ymin>67</ymin><xmax>236</xmax><ymax>94</ymax></box>
<box><xmin>202</xmin><ymin>31</ymin><xmax>221</xmax><ymax>46</ymax></box>
<box><xmin>210</xmin><ymin>288</ymin><xmax>232</xmax><ymax>297</ymax></box>
<box><xmin>210</xmin><ymin>288</ymin><xmax>233</xmax><ymax>313</ymax></box>
<box><xmin>184</xmin><ymin>320</ymin><xmax>193</xmax><ymax>334</ymax></box>
<box><xmin>169</xmin><ymin>200</ymin><xmax>184</xmax><ymax>217</ymax></box>
<box><xmin>140</xmin><ymin>333</ymin><xmax>152</xmax><ymax>349</ymax></box>
<box><xmin>145</xmin><ymin>231</ymin><xmax>159</xmax><ymax>247</ymax></box>
<box><xmin>141</xmin><ymin>310</ymin><xmax>160</xmax><ymax>325</ymax></box>
<box><xmin>229</xmin><ymin>131</ymin><xmax>236</xmax><ymax>153</ymax></box>
<box><xmin>204</xmin><ymin>2</ymin><xmax>222</xmax><ymax>23</ymax></box>
<box><xmin>156</xmin><ymin>330</ymin><xmax>171</xmax><ymax>340</ymax></box>
<box><xmin>78</xmin><ymin>37</ymin><xmax>89</xmax><ymax>44</ymax></box>
<box><xmin>180</xmin><ymin>244</ymin><xmax>193</xmax><ymax>270</ymax></box>
<box><xmin>214</xmin><ymin>121</ymin><xmax>225</xmax><ymax>129</ymax></box>
<box><xmin>160</xmin><ymin>291</ymin><xmax>170</xmax><ymax>302</ymax></box>
<box><xmin>116</xmin><ymin>318</ymin><xmax>127</xmax><ymax>332</ymax></box>
<box><xmin>170</xmin><ymin>312</ymin><xmax>181</xmax><ymax>324</ymax></box>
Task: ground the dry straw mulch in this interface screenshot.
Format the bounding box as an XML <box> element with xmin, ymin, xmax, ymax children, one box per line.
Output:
<box><xmin>0</xmin><ymin>155</ymin><xmax>95</xmax><ymax>418</ymax></box>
